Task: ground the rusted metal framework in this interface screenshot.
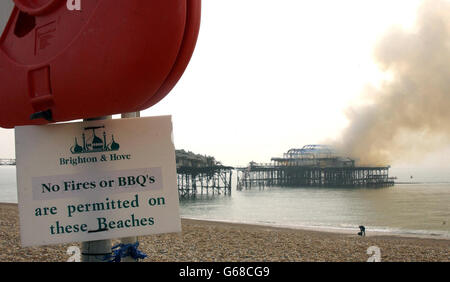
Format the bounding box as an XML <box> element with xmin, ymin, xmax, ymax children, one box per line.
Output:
<box><xmin>273</xmin><ymin>145</ymin><xmax>355</xmax><ymax>168</ymax></box>
<box><xmin>177</xmin><ymin>166</ymin><xmax>233</xmax><ymax>198</ymax></box>
<box><xmin>283</xmin><ymin>145</ymin><xmax>335</xmax><ymax>159</ymax></box>
<box><xmin>175</xmin><ymin>150</ymin><xmax>233</xmax><ymax>198</ymax></box>
<box><xmin>237</xmin><ymin>145</ymin><xmax>395</xmax><ymax>189</ymax></box>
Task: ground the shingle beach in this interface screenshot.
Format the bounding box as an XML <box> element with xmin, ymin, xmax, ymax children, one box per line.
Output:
<box><xmin>0</xmin><ymin>203</ymin><xmax>448</xmax><ymax>262</ymax></box>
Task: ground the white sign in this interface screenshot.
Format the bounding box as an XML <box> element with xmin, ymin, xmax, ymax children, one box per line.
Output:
<box><xmin>15</xmin><ymin>116</ymin><xmax>181</xmax><ymax>247</ymax></box>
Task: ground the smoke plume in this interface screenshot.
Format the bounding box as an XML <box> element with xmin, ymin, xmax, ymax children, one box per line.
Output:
<box><xmin>333</xmin><ymin>0</ymin><xmax>450</xmax><ymax>166</ymax></box>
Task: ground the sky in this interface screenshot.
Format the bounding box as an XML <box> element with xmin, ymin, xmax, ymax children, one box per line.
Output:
<box><xmin>1</xmin><ymin>0</ymin><xmax>449</xmax><ymax>175</ymax></box>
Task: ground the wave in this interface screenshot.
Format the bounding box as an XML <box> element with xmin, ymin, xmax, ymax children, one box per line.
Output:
<box><xmin>181</xmin><ymin>216</ymin><xmax>450</xmax><ymax>240</ymax></box>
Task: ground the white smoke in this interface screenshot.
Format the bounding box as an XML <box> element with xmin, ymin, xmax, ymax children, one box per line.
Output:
<box><xmin>333</xmin><ymin>0</ymin><xmax>450</xmax><ymax>165</ymax></box>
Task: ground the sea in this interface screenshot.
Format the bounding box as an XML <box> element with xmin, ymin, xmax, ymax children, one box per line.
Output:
<box><xmin>1</xmin><ymin>165</ymin><xmax>449</xmax><ymax>239</ymax></box>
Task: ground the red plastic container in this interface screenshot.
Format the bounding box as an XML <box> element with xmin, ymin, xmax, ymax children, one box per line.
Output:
<box><xmin>0</xmin><ymin>0</ymin><xmax>201</xmax><ymax>128</ymax></box>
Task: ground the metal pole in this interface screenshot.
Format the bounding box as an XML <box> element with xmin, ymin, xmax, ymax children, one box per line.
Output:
<box><xmin>0</xmin><ymin>1</ymin><xmax>14</xmax><ymax>34</ymax></box>
<box><xmin>81</xmin><ymin>115</ymin><xmax>112</xmax><ymax>262</ymax></box>
<box><xmin>120</xmin><ymin>112</ymin><xmax>140</xmax><ymax>262</ymax></box>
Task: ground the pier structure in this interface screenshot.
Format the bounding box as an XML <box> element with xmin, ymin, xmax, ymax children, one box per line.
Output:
<box><xmin>237</xmin><ymin>145</ymin><xmax>395</xmax><ymax>189</ymax></box>
<box><xmin>177</xmin><ymin>166</ymin><xmax>233</xmax><ymax>198</ymax></box>
<box><xmin>176</xmin><ymin>150</ymin><xmax>233</xmax><ymax>198</ymax></box>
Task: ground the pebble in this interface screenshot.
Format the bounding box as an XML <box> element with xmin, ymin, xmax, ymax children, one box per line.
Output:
<box><xmin>0</xmin><ymin>203</ymin><xmax>448</xmax><ymax>262</ymax></box>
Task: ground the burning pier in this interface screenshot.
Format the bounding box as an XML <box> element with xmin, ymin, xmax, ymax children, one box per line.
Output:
<box><xmin>176</xmin><ymin>150</ymin><xmax>233</xmax><ymax>198</ymax></box>
<box><xmin>237</xmin><ymin>145</ymin><xmax>395</xmax><ymax>189</ymax></box>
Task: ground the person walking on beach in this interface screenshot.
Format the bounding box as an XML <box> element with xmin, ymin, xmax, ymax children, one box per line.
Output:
<box><xmin>358</xmin><ymin>225</ymin><xmax>366</xmax><ymax>236</ymax></box>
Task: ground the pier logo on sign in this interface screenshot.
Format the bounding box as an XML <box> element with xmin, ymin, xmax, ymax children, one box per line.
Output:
<box><xmin>70</xmin><ymin>126</ymin><xmax>120</xmax><ymax>155</ymax></box>
<box><xmin>60</xmin><ymin>125</ymin><xmax>131</xmax><ymax>167</ymax></box>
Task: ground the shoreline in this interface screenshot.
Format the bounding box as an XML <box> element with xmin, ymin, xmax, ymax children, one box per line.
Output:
<box><xmin>181</xmin><ymin>217</ymin><xmax>450</xmax><ymax>241</ymax></box>
<box><xmin>1</xmin><ymin>202</ymin><xmax>448</xmax><ymax>241</ymax></box>
<box><xmin>1</xmin><ymin>202</ymin><xmax>449</xmax><ymax>262</ymax></box>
